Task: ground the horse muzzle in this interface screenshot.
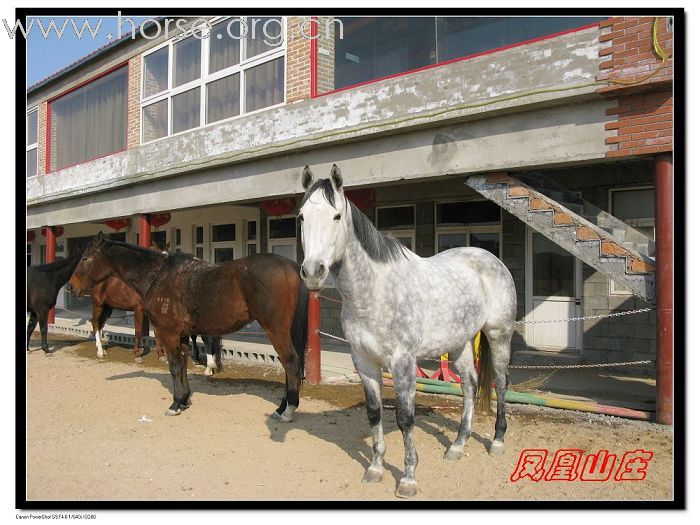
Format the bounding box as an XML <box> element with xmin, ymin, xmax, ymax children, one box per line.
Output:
<box><xmin>300</xmin><ymin>261</ymin><xmax>329</xmax><ymax>291</ymax></box>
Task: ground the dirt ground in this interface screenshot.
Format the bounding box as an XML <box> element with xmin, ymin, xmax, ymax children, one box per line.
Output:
<box><xmin>24</xmin><ymin>334</ymin><xmax>674</xmax><ymax>503</ymax></box>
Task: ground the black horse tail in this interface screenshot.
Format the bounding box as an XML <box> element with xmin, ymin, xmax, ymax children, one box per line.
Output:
<box><xmin>291</xmin><ymin>278</ymin><xmax>309</xmax><ymax>378</ymax></box>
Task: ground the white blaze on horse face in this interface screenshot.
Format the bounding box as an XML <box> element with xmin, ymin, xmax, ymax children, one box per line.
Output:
<box><xmin>299</xmin><ymin>188</ymin><xmax>348</xmax><ymax>290</ymax></box>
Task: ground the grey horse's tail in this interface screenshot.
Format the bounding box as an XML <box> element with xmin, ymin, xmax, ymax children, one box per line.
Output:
<box><xmin>290</xmin><ymin>278</ymin><xmax>309</xmax><ymax>378</ymax></box>
<box><xmin>476</xmin><ymin>333</ymin><xmax>494</xmax><ymax>413</ymax></box>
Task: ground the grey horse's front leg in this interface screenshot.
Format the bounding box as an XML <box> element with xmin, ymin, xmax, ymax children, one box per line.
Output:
<box><xmin>352</xmin><ymin>352</ymin><xmax>386</xmax><ymax>484</ymax></box>
<box><xmin>391</xmin><ymin>352</ymin><xmax>419</xmax><ymax>498</ymax></box>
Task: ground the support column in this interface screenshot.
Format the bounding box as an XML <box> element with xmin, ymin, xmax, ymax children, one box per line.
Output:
<box><xmin>45</xmin><ymin>226</ymin><xmax>57</xmax><ymax>324</ymax></box>
<box><xmin>655</xmin><ymin>153</ymin><xmax>673</xmax><ymax>425</ymax></box>
<box><xmin>306</xmin><ymin>291</ymin><xmax>321</xmax><ymax>384</ymax></box>
<box><xmin>138</xmin><ymin>214</ymin><xmax>151</xmax><ymax>248</ymax></box>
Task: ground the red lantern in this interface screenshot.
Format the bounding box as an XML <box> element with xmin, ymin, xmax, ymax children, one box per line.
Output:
<box><xmin>104</xmin><ymin>218</ymin><xmax>131</xmax><ymax>231</ymax></box>
<box><xmin>261</xmin><ymin>198</ymin><xmax>297</xmax><ymax>216</ymax></box>
<box><xmin>346</xmin><ymin>188</ymin><xmax>376</xmax><ymax>210</ymax></box>
<box><xmin>150</xmin><ymin>213</ymin><xmax>171</xmax><ymax>229</ymax></box>
<box><xmin>27</xmin><ymin>231</ymin><xmax>35</xmax><ymax>243</ymax></box>
<box><xmin>41</xmin><ymin>226</ymin><xmax>64</xmax><ymax>238</ymax></box>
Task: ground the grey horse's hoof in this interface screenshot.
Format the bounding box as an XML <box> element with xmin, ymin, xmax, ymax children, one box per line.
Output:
<box><xmin>444</xmin><ymin>446</ymin><xmax>463</xmax><ymax>461</ymax></box>
<box><xmin>270</xmin><ymin>411</ymin><xmax>293</xmax><ymax>423</ymax></box>
<box><xmin>203</xmin><ymin>368</ymin><xmax>214</xmax><ymax>377</ymax></box>
<box><xmin>361</xmin><ymin>468</ymin><xmax>383</xmax><ymax>484</ymax></box>
<box><xmin>489</xmin><ymin>441</ymin><xmax>505</xmax><ymax>456</ymax></box>
<box><xmin>395</xmin><ymin>480</ymin><xmax>418</xmax><ymax>498</ymax></box>
<box><xmin>165</xmin><ymin>408</ymin><xmax>181</xmax><ymax>416</ymax></box>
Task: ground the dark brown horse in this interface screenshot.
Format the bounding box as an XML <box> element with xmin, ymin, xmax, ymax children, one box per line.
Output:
<box><xmin>69</xmin><ymin>233</ymin><xmax>308</xmax><ymax>420</ymax></box>
<box><xmin>27</xmin><ymin>256</ymin><xmax>81</xmax><ymax>353</ymax></box>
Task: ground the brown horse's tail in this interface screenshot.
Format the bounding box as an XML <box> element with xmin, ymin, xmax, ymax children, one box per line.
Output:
<box><xmin>476</xmin><ymin>334</ymin><xmax>494</xmax><ymax>414</ymax></box>
<box><xmin>291</xmin><ymin>278</ymin><xmax>309</xmax><ymax>377</ymax></box>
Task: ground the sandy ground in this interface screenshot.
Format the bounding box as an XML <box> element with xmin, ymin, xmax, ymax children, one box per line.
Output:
<box><xmin>24</xmin><ymin>335</ymin><xmax>674</xmax><ymax>502</ymax></box>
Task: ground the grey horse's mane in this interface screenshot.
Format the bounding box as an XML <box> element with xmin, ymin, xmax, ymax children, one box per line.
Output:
<box><xmin>302</xmin><ymin>178</ymin><xmax>408</xmax><ymax>263</ymax></box>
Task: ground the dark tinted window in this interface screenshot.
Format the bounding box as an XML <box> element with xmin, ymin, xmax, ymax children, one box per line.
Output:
<box><xmin>212</xmin><ymin>224</ymin><xmax>236</xmax><ymax>242</ymax></box>
<box><xmin>269</xmin><ymin>218</ymin><xmax>296</xmax><ymax>239</ymax></box>
<box><xmin>377</xmin><ymin>206</ymin><xmax>415</xmax><ymax>230</ymax></box>
<box><xmin>437</xmin><ymin>201</ymin><xmax>500</xmax><ymax>226</ymax></box>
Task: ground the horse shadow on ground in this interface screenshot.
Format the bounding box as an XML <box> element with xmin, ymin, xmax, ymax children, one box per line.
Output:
<box><xmin>105</xmin><ymin>368</ymin><xmax>494</xmax><ymax>485</ymax></box>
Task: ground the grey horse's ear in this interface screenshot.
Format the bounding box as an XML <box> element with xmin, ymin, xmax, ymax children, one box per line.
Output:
<box><xmin>330</xmin><ymin>164</ymin><xmax>343</xmax><ymax>190</ymax></box>
<box><xmin>301</xmin><ymin>165</ymin><xmax>315</xmax><ymax>190</ymax></box>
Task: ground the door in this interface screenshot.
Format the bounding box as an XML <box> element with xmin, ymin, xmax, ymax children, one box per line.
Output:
<box><xmin>526</xmin><ymin>229</ymin><xmax>582</xmax><ymax>352</ymax></box>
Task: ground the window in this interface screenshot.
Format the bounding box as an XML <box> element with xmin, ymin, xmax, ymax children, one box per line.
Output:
<box><xmin>317</xmin><ymin>16</ymin><xmax>606</xmax><ymax>94</ymax></box>
<box><xmin>246</xmin><ymin>220</ymin><xmax>258</xmax><ymax>255</ymax></box>
<box><xmin>26</xmin><ymin>109</ymin><xmax>38</xmax><ymax>177</ymax></box>
<box><xmin>268</xmin><ymin>216</ymin><xmax>296</xmax><ymax>261</ymax></box>
<box><xmin>141</xmin><ymin>17</ymin><xmax>286</xmax><ymax>143</ymax></box>
<box><xmin>49</xmin><ymin>66</ymin><xmax>127</xmax><ymax>170</ymax></box>
<box><xmin>609</xmin><ymin>187</ymin><xmax>655</xmax><ymax>294</ymax></box>
<box><xmin>377</xmin><ymin>205</ymin><xmax>416</xmax><ymax>251</ymax></box>
<box><xmin>211</xmin><ymin>223</ymin><xmax>235</xmax><ymax>262</ymax></box>
<box><xmin>193</xmin><ymin>225</ymin><xmax>205</xmax><ymax>260</ymax></box>
<box><xmin>435</xmin><ymin>201</ymin><xmax>501</xmax><ymax>258</ymax></box>
<box><xmin>174</xmin><ymin>228</ymin><xmax>182</xmax><ymax>253</ymax></box>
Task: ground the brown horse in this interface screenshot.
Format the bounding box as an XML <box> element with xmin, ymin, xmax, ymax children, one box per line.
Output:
<box><xmin>69</xmin><ymin>233</ymin><xmax>308</xmax><ymax>420</ymax></box>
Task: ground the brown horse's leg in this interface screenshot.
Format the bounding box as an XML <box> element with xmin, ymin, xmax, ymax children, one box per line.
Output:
<box><xmin>133</xmin><ymin>307</ymin><xmax>147</xmax><ymax>362</ymax></box>
<box><xmin>39</xmin><ymin>312</ymin><xmax>52</xmax><ymax>353</ymax></box>
<box><xmin>179</xmin><ymin>337</ymin><xmax>192</xmax><ymax>406</ymax></box>
<box><xmin>268</xmin><ymin>331</ymin><xmax>302</xmax><ymax>422</ymax></box>
<box><xmin>92</xmin><ymin>302</ymin><xmax>111</xmax><ymax>358</ymax></box>
<box><xmin>27</xmin><ymin>312</ymin><xmax>38</xmax><ymax>352</ymax></box>
<box><xmin>162</xmin><ymin>332</ymin><xmax>189</xmax><ymax>416</ymax></box>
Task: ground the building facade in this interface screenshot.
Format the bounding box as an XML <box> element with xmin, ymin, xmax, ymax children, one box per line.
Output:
<box><xmin>26</xmin><ymin>15</ymin><xmax>674</xmax><ymax>372</ymax></box>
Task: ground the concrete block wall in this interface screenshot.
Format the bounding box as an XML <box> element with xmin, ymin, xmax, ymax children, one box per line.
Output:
<box><xmin>127</xmin><ymin>55</ymin><xmax>142</xmax><ymax>149</ymax></box>
<box><xmin>501</xmin><ymin>209</ymin><xmax>527</xmax><ymax>351</ymax></box>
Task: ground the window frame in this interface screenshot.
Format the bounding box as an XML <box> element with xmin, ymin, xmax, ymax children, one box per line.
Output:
<box><xmin>140</xmin><ymin>16</ymin><xmax>287</xmax><ymax>144</ymax></box>
<box><xmin>608</xmin><ymin>185</ymin><xmax>655</xmax><ymax>296</ymax></box>
<box><xmin>434</xmin><ymin>200</ymin><xmax>502</xmax><ymax>259</ymax></box>
<box><xmin>46</xmin><ymin>62</ymin><xmax>129</xmax><ymax>173</ymax></box>
<box><xmin>375</xmin><ymin>204</ymin><xmax>416</xmax><ymax>252</ymax></box>
<box><xmin>26</xmin><ymin>108</ymin><xmax>38</xmax><ymax>178</ymax></box>
<box><xmin>267</xmin><ymin>214</ymin><xmax>297</xmax><ymax>261</ymax></box>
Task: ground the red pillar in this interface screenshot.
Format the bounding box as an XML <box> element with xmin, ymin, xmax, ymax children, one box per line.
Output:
<box><xmin>45</xmin><ymin>226</ymin><xmax>57</xmax><ymax>324</ymax></box>
<box><xmin>309</xmin><ymin>16</ymin><xmax>318</xmax><ymax>98</ymax></box>
<box><xmin>655</xmin><ymin>153</ymin><xmax>673</xmax><ymax>425</ymax></box>
<box><xmin>306</xmin><ymin>291</ymin><xmax>321</xmax><ymax>384</ymax></box>
<box><xmin>138</xmin><ymin>214</ymin><xmax>151</xmax><ymax>248</ymax></box>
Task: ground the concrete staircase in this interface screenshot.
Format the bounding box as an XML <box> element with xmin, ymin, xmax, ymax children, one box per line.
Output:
<box><xmin>467</xmin><ymin>172</ymin><xmax>655</xmax><ymax>301</ymax></box>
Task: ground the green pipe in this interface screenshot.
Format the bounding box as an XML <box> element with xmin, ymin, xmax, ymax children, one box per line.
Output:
<box><xmin>381</xmin><ymin>378</ymin><xmax>652</xmax><ymax>421</ymax></box>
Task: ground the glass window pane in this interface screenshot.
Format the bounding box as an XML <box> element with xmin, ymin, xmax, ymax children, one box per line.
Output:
<box><xmin>26</xmin><ymin>149</ymin><xmax>37</xmax><ymax>178</ymax></box>
<box><xmin>206</xmin><ymin>74</ymin><xmax>240</xmax><ymax>124</ymax></box>
<box><xmin>50</xmin><ymin>67</ymin><xmax>127</xmax><ymax>170</ymax></box>
<box><xmin>437</xmin><ymin>17</ymin><xmax>607</xmax><ymax>62</ymax></box>
<box><xmin>377</xmin><ymin>206</ymin><xmax>415</xmax><ymax>229</ymax></box>
<box><xmin>143</xmin><ymin>46</ymin><xmax>169</xmax><ymax>98</ymax></box>
<box><xmin>27</xmin><ymin>111</ymin><xmax>38</xmax><ymax>145</ymax></box>
<box><xmin>210</xmin><ymin>21</ymin><xmax>240</xmax><ymax>73</ymax></box>
<box><xmin>212</xmin><ymin>223</ymin><xmax>236</xmax><ymax>242</ymax></box>
<box><xmin>151</xmin><ymin>231</ymin><xmax>167</xmax><ymax>249</ymax></box>
<box><xmin>438</xmin><ymin>233</ymin><xmax>466</xmax><ymax>253</ymax></box>
<box><xmin>214</xmin><ymin>247</ymin><xmax>234</xmax><ymax>263</ymax></box>
<box><xmin>173</xmin><ymin>36</ymin><xmax>201</xmax><ymax>87</ymax></box>
<box><xmin>247</xmin><ymin>221</ymin><xmax>257</xmax><ymax>240</ymax></box>
<box><xmin>247</xmin><ymin>243</ymin><xmax>257</xmax><ymax>255</ymax></box>
<box><xmin>532</xmin><ymin>233</ymin><xmax>574</xmax><ymax>297</ymax></box>
<box><xmin>195</xmin><ymin>226</ymin><xmax>204</xmax><ymax>244</ymax></box>
<box><xmin>272</xmin><ymin>244</ymin><xmax>295</xmax><ymax>260</ymax></box>
<box><xmin>142</xmin><ymin>99</ymin><xmax>168</xmax><ymax>142</ymax></box>
<box><xmin>195</xmin><ymin>246</ymin><xmax>204</xmax><ymax>259</ymax></box>
<box><xmin>470</xmin><ymin>232</ymin><xmax>499</xmax><ymax>258</ymax></box>
<box><xmin>612</xmin><ymin>189</ymin><xmax>655</xmax><ymax>221</ymax></box>
<box><xmin>172</xmin><ymin>87</ymin><xmax>200</xmax><ymax>134</ymax></box>
<box><xmin>269</xmin><ymin>218</ymin><xmax>296</xmax><ymax>239</ymax></box>
<box><xmin>335</xmin><ymin>17</ymin><xmax>435</xmax><ymax>90</ymax></box>
<box><xmin>245</xmin><ymin>57</ymin><xmax>284</xmax><ymax>112</ymax></box>
<box><xmin>437</xmin><ymin>201</ymin><xmax>500</xmax><ymax>226</ymax></box>
<box><xmin>245</xmin><ymin>17</ymin><xmax>283</xmax><ymax>59</ymax></box>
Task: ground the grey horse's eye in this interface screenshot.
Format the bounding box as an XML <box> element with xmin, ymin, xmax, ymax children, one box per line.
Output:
<box><xmin>333</xmin><ymin>214</ymin><xmax>341</xmax><ymax>221</ymax></box>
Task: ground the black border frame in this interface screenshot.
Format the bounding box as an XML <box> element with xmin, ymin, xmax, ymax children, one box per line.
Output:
<box><xmin>16</xmin><ymin>6</ymin><xmax>686</xmax><ymax>511</ymax></box>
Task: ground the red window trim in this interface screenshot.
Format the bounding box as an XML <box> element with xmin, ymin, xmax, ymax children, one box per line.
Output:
<box><xmin>310</xmin><ymin>19</ymin><xmax>608</xmax><ymax>99</ymax></box>
<box><xmin>45</xmin><ymin>60</ymin><xmax>130</xmax><ymax>174</ymax></box>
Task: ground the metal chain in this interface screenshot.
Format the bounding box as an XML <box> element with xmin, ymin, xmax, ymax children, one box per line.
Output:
<box><xmin>320</xmin><ymin>294</ymin><xmax>343</xmax><ymax>304</ymax></box>
<box><xmin>508</xmin><ymin>360</ymin><xmax>653</xmax><ymax>370</ymax></box>
<box><xmin>514</xmin><ymin>307</ymin><xmax>653</xmax><ymax>325</ymax></box>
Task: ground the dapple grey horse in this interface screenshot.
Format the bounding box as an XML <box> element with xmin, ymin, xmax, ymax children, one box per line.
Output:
<box><xmin>298</xmin><ymin>165</ymin><xmax>516</xmax><ymax>498</ymax></box>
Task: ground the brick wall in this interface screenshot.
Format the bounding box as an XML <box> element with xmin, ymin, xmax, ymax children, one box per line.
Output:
<box><xmin>37</xmin><ymin>101</ymin><xmax>48</xmax><ymax>175</ymax></box>
<box><xmin>127</xmin><ymin>54</ymin><xmax>142</xmax><ymax>149</ymax></box>
<box><xmin>598</xmin><ymin>16</ymin><xmax>673</xmax><ymax>158</ymax></box>
<box><xmin>316</xmin><ymin>17</ymin><xmax>336</xmax><ymax>95</ymax></box>
<box><xmin>286</xmin><ymin>16</ymin><xmax>312</xmax><ymax>103</ymax></box>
